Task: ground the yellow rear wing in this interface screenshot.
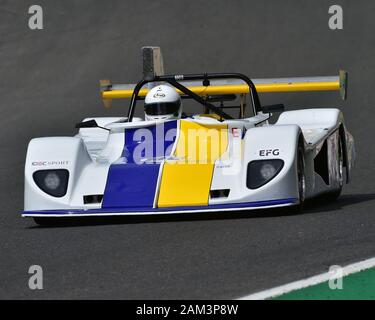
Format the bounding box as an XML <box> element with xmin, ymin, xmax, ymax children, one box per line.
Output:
<box><xmin>100</xmin><ymin>71</ymin><xmax>348</xmax><ymax>108</ymax></box>
<box><xmin>100</xmin><ymin>46</ymin><xmax>348</xmax><ymax>108</ymax></box>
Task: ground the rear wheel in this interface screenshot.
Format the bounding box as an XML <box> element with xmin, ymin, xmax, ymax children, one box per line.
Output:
<box><xmin>325</xmin><ymin>137</ymin><xmax>344</xmax><ymax>201</ymax></box>
<box><xmin>296</xmin><ymin>145</ymin><xmax>306</xmax><ymax>208</ymax></box>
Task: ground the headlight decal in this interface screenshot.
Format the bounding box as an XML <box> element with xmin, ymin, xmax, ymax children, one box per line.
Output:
<box><xmin>247</xmin><ymin>159</ymin><xmax>284</xmax><ymax>189</ymax></box>
<box><xmin>33</xmin><ymin>169</ymin><xmax>69</xmax><ymax>197</ymax></box>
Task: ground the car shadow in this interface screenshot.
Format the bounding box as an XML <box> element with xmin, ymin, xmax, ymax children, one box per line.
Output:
<box><xmin>26</xmin><ymin>193</ymin><xmax>375</xmax><ymax>229</ymax></box>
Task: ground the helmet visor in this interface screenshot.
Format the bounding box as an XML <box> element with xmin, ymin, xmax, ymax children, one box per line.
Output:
<box><xmin>144</xmin><ymin>101</ymin><xmax>181</xmax><ymax>116</ymax></box>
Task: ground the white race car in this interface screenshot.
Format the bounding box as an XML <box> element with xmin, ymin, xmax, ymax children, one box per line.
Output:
<box><xmin>23</xmin><ymin>47</ymin><xmax>355</xmax><ymax>225</ymax></box>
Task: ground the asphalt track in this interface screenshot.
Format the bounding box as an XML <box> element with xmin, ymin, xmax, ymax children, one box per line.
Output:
<box><xmin>0</xmin><ymin>0</ymin><xmax>375</xmax><ymax>299</ymax></box>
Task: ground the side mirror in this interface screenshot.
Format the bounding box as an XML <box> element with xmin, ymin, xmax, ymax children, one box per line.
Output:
<box><xmin>261</xmin><ymin>104</ymin><xmax>285</xmax><ymax>113</ymax></box>
<box><xmin>75</xmin><ymin>120</ymin><xmax>110</xmax><ymax>131</ymax></box>
<box><xmin>75</xmin><ymin>120</ymin><xmax>99</xmax><ymax>129</ymax></box>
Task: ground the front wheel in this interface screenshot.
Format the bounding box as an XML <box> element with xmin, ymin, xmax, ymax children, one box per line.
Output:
<box><xmin>33</xmin><ymin>217</ymin><xmax>62</xmax><ymax>227</ymax></box>
<box><xmin>289</xmin><ymin>144</ymin><xmax>306</xmax><ymax>214</ymax></box>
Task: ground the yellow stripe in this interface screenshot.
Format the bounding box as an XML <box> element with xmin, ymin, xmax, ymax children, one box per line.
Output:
<box><xmin>157</xmin><ymin>120</ymin><xmax>228</xmax><ymax>208</ymax></box>
<box><xmin>102</xmin><ymin>81</ymin><xmax>340</xmax><ymax>101</ymax></box>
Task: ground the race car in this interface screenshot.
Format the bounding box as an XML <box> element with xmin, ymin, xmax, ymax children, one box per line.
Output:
<box><xmin>23</xmin><ymin>47</ymin><xmax>355</xmax><ymax>225</ymax></box>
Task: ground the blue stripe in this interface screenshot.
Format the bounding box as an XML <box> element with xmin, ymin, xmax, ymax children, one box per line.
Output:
<box><xmin>102</xmin><ymin>120</ymin><xmax>177</xmax><ymax>208</ymax></box>
<box><xmin>23</xmin><ymin>198</ymin><xmax>298</xmax><ymax>216</ymax></box>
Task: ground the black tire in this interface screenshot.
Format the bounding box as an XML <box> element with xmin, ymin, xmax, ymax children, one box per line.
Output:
<box><xmin>324</xmin><ymin>137</ymin><xmax>344</xmax><ymax>201</ymax></box>
<box><xmin>288</xmin><ymin>143</ymin><xmax>306</xmax><ymax>214</ymax></box>
<box><xmin>296</xmin><ymin>144</ymin><xmax>306</xmax><ymax>209</ymax></box>
<box><xmin>33</xmin><ymin>217</ymin><xmax>62</xmax><ymax>227</ymax></box>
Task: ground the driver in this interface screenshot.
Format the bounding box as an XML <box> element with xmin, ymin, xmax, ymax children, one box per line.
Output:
<box><xmin>144</xmin><ymin>85</ymin><xmax>182</xmax><ymax>121</ymax></box>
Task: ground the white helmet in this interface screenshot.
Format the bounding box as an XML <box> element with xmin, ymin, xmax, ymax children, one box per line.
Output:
<box><xmin>144</xmin><ymin>85</ymin><xmax>182</xmax><ymax>121</ymax></box>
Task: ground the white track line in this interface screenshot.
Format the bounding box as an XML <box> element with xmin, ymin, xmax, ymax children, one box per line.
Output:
<box><xmin>237</xmin><ymin>257</ymin><xmax>375</xmax><ymax>300</ymax></box>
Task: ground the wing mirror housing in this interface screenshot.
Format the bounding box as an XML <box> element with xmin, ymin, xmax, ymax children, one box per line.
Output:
<box><xmin>75</xmin><ymin>120</ymin><xmax>110</xmax><ymax>131</ymax></box>
<box><xmin>75</xmin><ymin>120</ymin><xmax>98</xmax><ymax>128</ymax></box>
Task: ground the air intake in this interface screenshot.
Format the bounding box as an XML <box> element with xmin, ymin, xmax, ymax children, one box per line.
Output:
<box><xmin>210</xmin><ymin>189</ymin><xmax>230</xmax><ymax>199</ymax></box>
<box><xmin>84</xmin><ymin>194</ymin><xmax>103</xmax><ymax>204</ymax></box>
